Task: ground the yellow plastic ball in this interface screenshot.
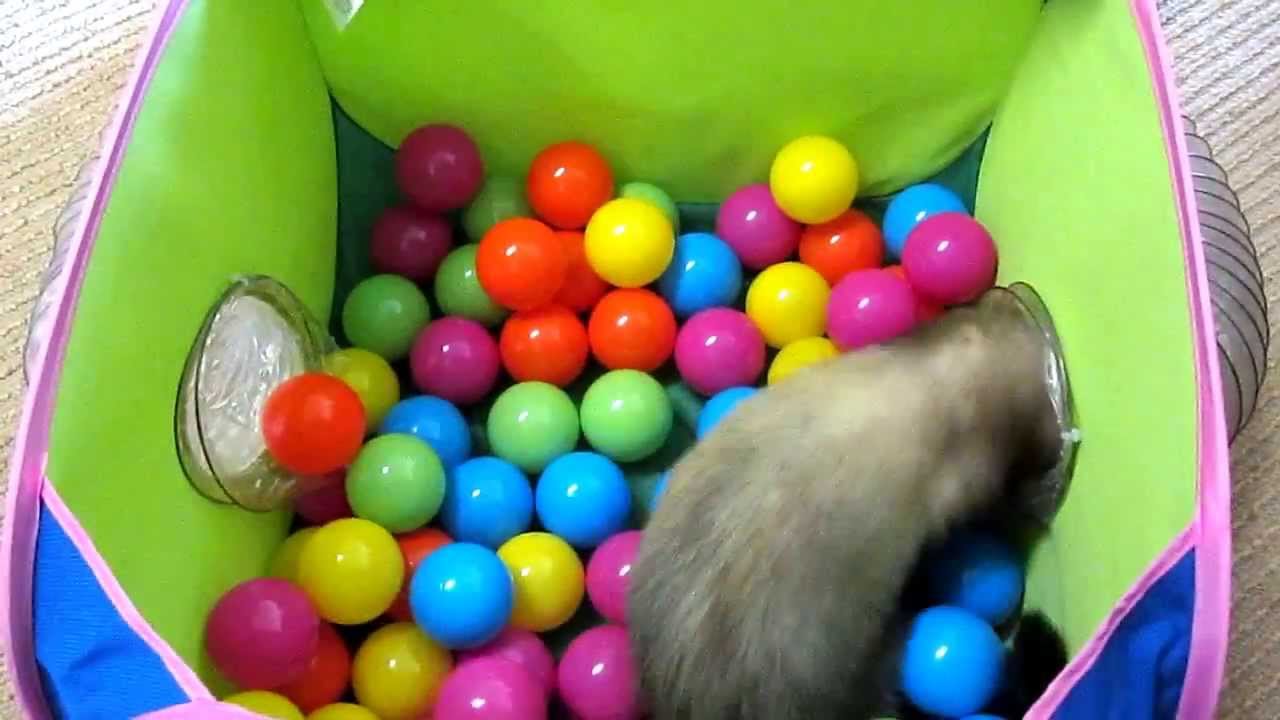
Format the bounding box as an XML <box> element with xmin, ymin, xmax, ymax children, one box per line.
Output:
<box><xmin>769</xmin><ymin>135</ymin><xmax>859</xmax><ymax>224</ymax></box>
<box><xmin>269</xmin><ymin>526</ymin><xmax>318</xmax><ymax>583</ymax></box>
<box><xmin>745</xmin><ymin>262</ymin><xmax>831</xmax><ymax>348</ymax></box>
<box><xmin>768</xmin><ymin>336</ymin><xmax>839</xmax><ymax>385</ymax></box>
<box><xmin>584</xmin><ymin>198</ymin><xmax>675</xmax><ymax>288</ymax></box>
<box><xmin>298</xmin><ymin>518</ymin><xmax>404</xmax><ymax>625</ymax></box>
<box><xmin>497</xmin><ymin>532</ymin><xmax>585</xmax><ymax>632</ymax></box>
<box><xmin>308</xmin><ymin>704</ymin><xmax>381</xmax><ymax>720</ymax></box>
<box><xmin>224</xmin><ymin>691</ymin><xmax>304</xmax><ymax>720</ymax></box>
<box><xmin>352</xmin><ymin>623</ymin><xmax>453</xmax><ymax>720</ymax></box>
<box><xmin>325</xmin><ymin>347</ymin><xmax>400</xmax><ymax>431</ymax></box>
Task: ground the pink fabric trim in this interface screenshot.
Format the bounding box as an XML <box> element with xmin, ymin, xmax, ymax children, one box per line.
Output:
<box><xmin>0</xmin><ymin>0</ymin><xmax>193</xmax><ymax>716</ymax></box>
<box><xmin>136</xmin><ymin>699</ymin><xmax>269</xmax><ymax>720</ymax></box>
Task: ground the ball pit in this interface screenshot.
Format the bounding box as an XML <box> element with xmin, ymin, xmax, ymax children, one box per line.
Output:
<box><xmin>410</xmin><ymin>317</ymin><xmax>502</xmax><ymax>405</ymax></box>
<box><xmin>798</xmin><ymin>208</ymin><xmax>884</xmax><ymax>285</ymax></box>
<box><xmin>351</xmin><ymin>622</ymin><xmax>453</xmax><ymax>720</ymax></box>
<box><xmin>657</xmin><ymin>232</ymin><xmax>743</xmax><ymax>318</ymax></box>
<box><xmin>387</xmin><ymin>527</ymin><xmax>453</xmax><ymax>622</ymax></box>
<box><xmin>927</xmin><ymin>531</ymin><xmax>1025</xmax><ymax>626</ymax></box>
<box><xmin>696</xmin><ymin>386</ymin><xmax>758</xmax><ymax>439</ymax></box>
<box><xmin>441</xmin><ymin>456</ymin><xmax>534</xmax><ymax>548</ymax></box>
<box><xmin>585</xmin><ymin>530</ymin><xmax>642</xmax><ymax>624</ymax></box>
<box><xmin>271</xmin><ymin>527</ymin><xmax>319</xmax><ymax>584</ymax></box>
<box><xmin>527</xmin><ymin>141</ymin><xmax>614</xmax><ymax>230</ymax></box>
<box><xmin>433</xmin><ymin>656</ymin><xmax>548</xmax><ymax>720</ymax></box>
<box><xmin>902</xmin><ymin>211</ymin><xmax>999</xmax><ymax>305</ymax></box>
<box><xmin>579</xmin><ymin>370</ymin><xmax>673</xmax><ymax>462</ymax></box>
<box><xmin>276</xmin><ymin>622</ymin><xmax>351</xmax><ymax>713</ymax></box>
<box><xmin>827</xmin><ymin>268</ymin><xmax>919</xmax><ymax>351</ymax></box>
<box><xmin>324</xmin><ymin>348</ymin><xmax>400</xmax><ymax>432</ymax></box>
<box><xmin>583</xmin><ymin>198</ymin><xmax>675</xmax><ymax>287</ymax></box>
<box><xmin>619</xmin><ymin>181</ymin><xmax>679</xmax><ymax>232</ymax></box>
<box><xmin>674</xmin><ymin>308</ymin><xmax>766</xmax><ymax>395</ymax></box>
<box><xmin>434</xmin><ymin>244</ymin><xmax>510</xmax><ymax>327</ymax></box>
<box><xmin>465</xmin><ymin>176</ymin><xmax>532</xmax><ymax>242</ymax></box>
<box><xmin>297</xmin><ymin>518</ymin><xmax>403</xmax><ymax>625</ymax></box>
<box><xmin>882</xmin><ymin>182</ymin><xmax>969</xmax><ymax>258</ymax></box>
<box><xmin>745</xmin><ymin>261</ymin><xmax>831</xmax><ymax>348</ymax></box>
<box><xmin>552</xmin><ymin>230</ymin><xmax>610</xmax><ymax>313</ymax></box>
<box><xmin>715</xmin><ymin>183</ymin><xmax>800</xmax><ymax>269</ymax></box>
<box><xmin>477</xmin><ymin>217</ymin><xmax>568</xmax><ymax>312</ymax></box>
<box><xmin>557</xmin><ymin>625</ymin><xmax>642</xmax><ymax>720</ymax></box>
<box><xmin>292</xmin><ymin>474</ymin><xmax>353</xmax><ymax>526</ymax></box>
<box><xmin>486</xmin><ymin>382</ymin><xmax>580</xmax><ymax>473</ymax></box>
<box><xmin>395</xmin><ymin>123</ymin><xmax>485</xmax><ymax>213</ymax></box>
<box><xmin>497</xmin><ymin>532</ymin><xmax>585</xmax><ymax>632</ymax></box>
<box><xmin>410</xmin><ymin>542</ymin><xmax>515</xmax><ymax>649</ymax></box>
<box><xmin>307</xmin><ymin>704</ymin><xmax>381</xmax><ymax>720</ymax></box>
<box><xmin>587</xmin><ymin>289</ymin><xmax>677</xmax><ymax>372</ymax></box>
<box><xmin>346</xmin><ymin>433</ymin><xmax>446</xmax><ymax>533</ymax></box>
<box><xmin>769</xmin><ymin>135</ymin><xmax>859</xmax><ymax>224</ymax></box>
<box><xmin>768</xmin><ymin>336</ymin><xmax>839</xmax><ymax>385</ymax></box>
<box><xmin>370</xmin><ymin>205</ymin><xmax>453</xmax><ymax>283</ymax></box>
<box><xmin>262</xmin><ymin>373</ymin><xmax>365</xmax><ymax>477</ymax></box>
<box><xmin>456</xmin><ymin>628</ymin><xmax>557</xmax><ymax>697</ymax></box>
<box><xmin>341</xmin><ymin>274</ymin><xmax>431</xmax><ymax>361</ymax></box>
<box><xmin>536</xmin><ymin>452</ymin><xmax>632</xmax><ymax>548</ymax></box>
<box><xmin>379</xmin><ymin>395</ymin><xmax>472</xmax><ymax>469</ymax></box>
<box><xmin>224</xmin><ymin>691</ymin><xmax>305</xmax><ymax>720</ymax></box>
<box><xmin>900</xmin><ymin>606</ymin><xmax>1005</xmax><ymax>718</ymax></box>
<box><xmin>205</xmin><ymin>578</ymin><xmax>319</xmax><ymax>689</ymax></box>
<box><xmin>499</xmin><ymin>305</ymin><xmax>589</xmax><ymax>386</ymax></box>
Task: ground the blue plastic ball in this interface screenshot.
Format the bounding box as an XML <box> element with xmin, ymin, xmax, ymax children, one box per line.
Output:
<box><xmin>928</xmin><ymin>531</ymin><xmax>1025</xmax><ymax>626</ymax></box>
<box><xmin>535</xmin><ymin>452</ymin><xmax>631</xmax><ymax>548</ymax></box>
<box><xmin>409</xmin><ymin>541</ymin><xmax>513</xmax><ymax>649</ymax></box>
<box><xmin>380</xmin><ymin>395</ymin><xmax>472</xmax><ymax>468</ymax></box>
<box><xmin>696</xmin><ymin>386</ymin><xmax>758</xmax><ymax>439</ymax></box>
<box><xmin>882</xmin><ymin>183</ymin><xmax>968</xmax><ymax>259</ymax></box>
<box><xmin>440</xmin><ymin>456</ymin><xmax>534</xmax><ymax>548</ymax></box>
<box><xmin>657</xmin><ymin>232</ymin><xmax>744</xmax><ymax>317</ymax></box>
<box><xmin>651</xmin><ymin>470</ymin><xmax>671</xmax><ymax>513</ymax></box>
<box><xmin>901</xmin><ymin>606</ymin><xmax>1005</xmax><ymax>718</ymax></box>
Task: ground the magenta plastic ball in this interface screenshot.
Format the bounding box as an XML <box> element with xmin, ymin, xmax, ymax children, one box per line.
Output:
<box><xmin>204</xmin><ymin>578</ymin><xmax>319</xmax><ymax>689</ymax></box>
<box><xmin>457</xmin><ymin>628</ymin><xmax>557</xmax><ymax>697</ymax></box>
<box><xmin>395</xmin><ymin>124</ymin><xmax>485</xmax><ymax>213</ymax></box>
<box><xmin>715</xmin><ymin>184</ymin><xmax>802</xmax><ymax>269</ymax></box>
<box><xmin>557</xmin><ymin>625</ymin><xmax>642</xmax><ymax>720</ymax></box>
<box><xmin>674</xmin><ymin>308</ymin><xmax>766</xmax><ymax>395</ymax></box>
<box><xmin>434</xmin><ymin>657</ymin><xmax>548</xmax><ymax>720</ymax></box>
<box><xmin>370</xmin><ymin>205</ymin><xmax>454</xmax><ymax>282</ymax></box>
<box><xmin>292</xmin><ymin>473</ymin><xmax>353</xmax><ymax>525</ymax></box>
<box><xmin>827</xmin><ymin>269</ymin><xmax>918</xmax><ymax>351</ymax></box>
<box><xmin>410</xmin><ymin>316</ymin><xmax>501</xmax><ymax>405</ymax></box>
<box><xmin>586</xmin><ymin>530</ymin><xmax>642</xmax><ymax>625</ymax></box>
<box><xmin>902</xmin><ymin>212</ymin><xmax>999</xmax><ymax>305</ymax></box>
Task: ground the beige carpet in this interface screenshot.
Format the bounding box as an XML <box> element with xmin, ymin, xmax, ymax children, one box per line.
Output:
<box><xmin>0</xmin><ymin>1</ymin><xmax>1277</xmax><ymax>717</ymax></box>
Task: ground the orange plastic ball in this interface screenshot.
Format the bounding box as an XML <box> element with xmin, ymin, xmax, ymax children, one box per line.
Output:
<box><xmin>500</xmin><ymin>305</ymin><xmax>590</xmax><ymax>387</ymax></box>
<box><xmin>276</xmin><ymin>623</ymin><xmax>351</xmax><ymax>713</ymax></box>
<box><xmin>526</xmin><ymin>141</ymin><xmax>615</xmax><ymax>230</ymax></box>
<box><xmin>386</xmin><ymin>528</ymin><xmax>453</xmax><ymax>622</ymax></box>
<box><xmin>262</xmin><ymin>373</ymin><xmax>366</xmax><ymax>476</ymax></box>
<box><xmin>588</xmin><ymin>289</ymin><xmax>677</xmax><ymax>372</ymax></box>
<box><xmin>886</xmin><ymin>264</ymin><xmax>943</xmax><ymax>322</ymax></box>
<box><xmin>799</xmin><ymin>209</ymin><xmax>884</xmax><ymax>286</ymax></box>
<box><xmin>476</xmin><ymin>218</ymin><xmax>567</xmax><ymax>311</ymax></box>
<box><xmin>552</xmin><ymin>231</ymin><xmax>611</xmax><ymax>313</ymax></box>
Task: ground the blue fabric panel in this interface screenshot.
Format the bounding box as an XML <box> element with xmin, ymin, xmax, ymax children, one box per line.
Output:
<box><xmin>33</xmin><ymin>503</ymin><xmax>191</xmax><ymax>719</ymax></box>
<box><xmin>1055</xmin><ymin>549</ymin><xmax>1194</xmax><ymax>720</ymax></box>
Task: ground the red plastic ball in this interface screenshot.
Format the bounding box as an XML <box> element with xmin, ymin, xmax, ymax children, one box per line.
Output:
<box><xmin>588</xmin><ymin>289</ymin><xmax>677</xmax><ymax>372</ymax></box>
<box><xmin>262</xmin><ymin>373</ymin><xmax>365</xmax><ymax>476</ymax></box>
<box><xmin>885</xmin><ymin>264</ymin><xmax>943</xmax><ymax>323</ymax></box>
<box><xmin>386</xmin><ymin>528</ymin><xmax>453</xmax><ymax>622</ymax></box>
<box><xmin>798</xmin><ymin>209</ymin><xmax>884</xmax><ymax>286</ymax></box>
<box><xmin>499</xmin><ymin>305</ymin><xmax>590</xmax><ymax>387</ymax></box>
<box><xmin>476</xmin><ymin>217</ymin><xmax>568</xmax><ymax>311</ymax></box>
<box><xmin>553</xmin><ymin>230</ymin><xmax>611</xmax><ymax>313</ymax></box>
<box><xmin>370</xmin><ymin>205</ymin><xmax>453</xmax><ymax>282</ymax></box>
<box><xmin>527</xmin><ymin>141</ymin><xmax>615</xmax><ymax>230</ymax></box>
<box><xmin>275</xmin><ymin>623</ymin><xmax>351</xmax><ymax>713</ymax></box>
<box><xmin>395</xmin><ymin>124</ymin><xmax>485</xmax><ymax>213</ymax></box>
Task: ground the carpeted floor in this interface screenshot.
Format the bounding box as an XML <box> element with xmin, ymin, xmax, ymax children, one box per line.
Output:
<box><xmin>0</xmin><ymin>1</ymin><xmax>1277</xmax><ymax>717</ymax></box>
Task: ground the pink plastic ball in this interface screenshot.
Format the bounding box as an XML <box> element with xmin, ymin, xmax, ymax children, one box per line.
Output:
<box><xmin>395</xmin><ymin>124</ymin><xmax>485</xmax><ymax>213</ymax></box>
<box><xmin>410</xmin><ymin>316</ymin><xmax>501</xmax><ymax>405</ymax></box>
<box><xmin>674</xmin><ymin>308</ymin><xmax>766</xmax><ymax>395</ymax></box>
<box><xmin>715</xmin><ymin>184</ymin><xmax>802</xmax><ymax>269</ymax></box>
<box><xmin>901</xmin><ymin>212</ymin><xmax>998</xmax><ymax>305</ymax></box>
<box><xmin>557</xmin><ymin>625</ymin><xmax>642</xmax><ymax>720</ymax></box>
<box><xmin>205</xmin><ymin>578</ymin><xmax>319</xmax><ymax>689</ymax></box>
<box><xmin>586</xmin><ymin>531</ymin><xmax>641</xmax><ymax>625</ymax></box>
<box><xmin>293</xmin><ymin>472</ymin><xmax>353</xmax><ymax>525</ymax></box>
<box><xmin>457</xmin><ymin>628</ymin><xmax>557</xmax><ymax>697</ymax></box>
<box><xmin>827</xmin><ymin>269</ymin><xmax>918</xmax><ymax>351</ymax></box>
<box><xmin>370</xmin><ymin>205</ymin><xmax>453</xmax><ymax>282</ymax></box>
<box><xmin>434</xmin><ymin>657</ymin><xmax>548</xmax><ymax>720</ymax></box>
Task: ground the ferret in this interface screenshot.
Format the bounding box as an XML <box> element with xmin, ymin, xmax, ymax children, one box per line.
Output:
<box><xmin>628</xmin><ymin>285</ymin><xmax>1074</xmax><ymax>720</ymax></box>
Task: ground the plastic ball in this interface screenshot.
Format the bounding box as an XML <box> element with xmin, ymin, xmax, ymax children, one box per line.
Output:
<box><xmin>206</xmin><ymin>578</ymin><xmax>319</xmax><ymax>689</ymax></box>
<box><xmin>535</xmin><ymin>452</ymin><xmax>631</xmax><ymax>548</ymax></box>
<box><xmin>342</xmin><ymin>274</ymin><xmax>431</xmax><ymax>361</ymax></box>
<box><xmin>674</xmin><ymin>308</ymin><xmax>766</xmax><ymax>395</ymax></box>
<box><xmin>657</xmin><ymin>232</ymin><xmax>744</xmax><ymax>317</ymax></box>
<box><xmin>927</xmin><ymin>531</ymin><xmax>1025</xmax><ymax>626</ymax></box>
<box><xmin>410</xmin><ymin>542</ymin><xmax>514</xmax><ymax>649</ymax></box>
<box><xmin>465</xmin><ymin>176</ymin><xmax>532</xmax><ymax>242</ymax></box>
<box><xmin>387</xmin><ymin>527</ymin><xmax>453</xmax><ymax>622</ymax></box>
<box><xmin>410</xmin><ymin>316</ymin><xmax>501</xmax><ymax>406</ymax></box>
<box><xmin>715</xmin><ymin>183</ymin><xmax>801</xmax><ymax>269</ymax></box>
<box><xmin>224</xmin><ymin>691</ymin><xmax>304</xmax><ymax>720</ymax></box>
<box><xmin>650</xmin><ymin>470</ymin><xmax>671</xmax><ymax>512</ymax></box>
<box><xmin>497</xmin><ymin>532</ymin><xmax>586</xmax><ymax>632</ymax></box>
<box><xmin>586</xmin><ymin>530</ymin><xmax>642</xmax><ymax>624</ymax></box>
<box><xmin>325</xmin><ymin>348</ymin><xmax>400</xmax><ymax>432</ymax></box>
<box><xmin>696</xmin><ymin>386</ymin><xmax>758</xmax><ymax>439</ymax></box>
<box><xmin>298</xmin><ymin>518</ymin><xmax>404</xmax><ymax>625</ymax></box>
<box><xmin>882</xmin><ymin>182</ymin><xmax>968</xmax><ymax>259</ymax></box>
<box><xmin>476</xmin><ymin>217</ymin><xmax>568</xmax><ymax>312</ymax></box>
<box><xmin>798</xmin><ymin>209</ymin><xmax>884</xmax><ymax>285</ymax></box>
<box><xmin>456</xmin><ymin>628</ymin><xmax>556</xmax><ymax>697</ymax></box>
<box><xmin>901</xmin><ymin>212</ymin><xmax>998</xmax><ymax>305</ymax></box>
<box><xmin>584</xmin><ymin>198</ymin><xmax>675</xmax><ymax>288</ymax></box>
<box><xmin>557</xmin><ymin>625</ymin><xmax>642</xmax><ymax>720</ymax></box>
<box><xmin>768</xmin><ymin>135</ymin><xmax>859</xmax><ymax>224</ymax></box>
<box><xmin>277</xmin><ymin>623</ymin><xmax>351</xmax><ymax>714</ymax></box>
<box><xmin>620</xmin><ymin>181</ymin><xmax>679</xmax><ymax>232</ymax></box>
<box><xmin>346</xmin><ymin>433</ymin><xmax>446</xmax><ymax>533</ymax></box>
<box><xmin>745</xmin><ymin>261</ymin><xmax>831</xmax><ymax>348</ymax></box>
<box><xmin>527</xmin><ymin>141</ymin><xmax>615</xmax><ymax>230</ymax></box>
<box><xmin>433</xmin><ymin>657</ymin><xmax>549</xmax><ymax>720</ymax></box>
<box><xmin>885</xmin><ymin>265</ymin><xmax>944</xmax><ymax>323</ymax></box>
<box><xmin>307</xmin><ymin>704</ymin><xmax>381</xmax><ymax>720</ymax></box>
<box><xmin>499</xmin><ymin>305</ymin><xmax>590</xmax><ymax>387</ymax></box>
<box><xmin>435</xmin><ymin>245</ymin><xmax>510</xmax><ymax>327</ymax></box>
<box><xmin>768</xmin><ymin>336</ymin><xmax>839</xmax><ymax>385</ymax></box>
<box><xmin>901</xmin><ymin>606</ymin><xmax>1005</xmax><ymax>718</ymax></box>
<box><xmin>486</xmin><ymin>382</ymin><xmax>580</xmax><ymax>473</ymax></box>
<box><xmin>270</xmin><ymin>527</ymin><xmax>319</xmax><ymax>583</ymax></box>
<box><xmin>580</xmin><ymin>370</ymin><xmax>673</xmax><ymax>462</ymax></box>
<box><xmin>351</xmin><ymin>622</ymin><xmax>453</xmax><ymax>720</ymax></box>
<box><xmin>294</xmin><ymin>474</ymin><xmax>353</xmax><ymax>526</ymax></box>
<box><xmin>552</xmin><ymin>230</ymin><xmax>611</xmax><ymax>313</ymax></box>
<box><xmin>587</xmin><ymin>289</ymin><xmax>677</xmax><ymax>372</ymax></box>
<box><xmin>395</xmin><ymin>123</ymin><xmax>484</xmax><ymax>213</ymax></box>
<box><xmin>370</xmin><ymin>205</ymin><xmax>453</xmax><ymax>282</ymax></box>
<box><xmin>441</xmin><ymin>456</ymin><xmax>534</xmax><ymax>548</ymax></box>
<box><xmin>380</xmin><ymin>395</ymin><xmax>472</xmax><ymax>469</ymax></box>
<box><xmin>827</xmin><ymin>269</ymin><xmax>918</xmax><ymax>351</ymax></box>
<box><xmin>262</xmin><ymin>373</ymin><xmax>365</xmax><ymax>477</ymax></box>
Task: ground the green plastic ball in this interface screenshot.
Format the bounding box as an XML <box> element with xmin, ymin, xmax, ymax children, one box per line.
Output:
<box><xmin>346</xmin><ymin>433</ymin><xmax>446</xmax><ymax>533</ymax></box>
<box><xmin>463</xmin><ymin>176</ymin><xmax>532</xmax><ymax>242</ymax></box>
<box><xmin>433</xmin><ymin>244</ymin><xmax>509</xmax><ymax>327</ymax></box>
<box><xmin>341</xmin><ymin>274</ymin><xmax>430</xmax><ymax>361</ymax></box>
<box><xmin>580</xmin><ymin>370</ymin><xmax>673</xmax><ymax>462</ymax></box>
<box><xmin>486</xmin><ymin>382</ymin><xmax>580</xmax><ymax>473</ymax></box>
<box><xmin>620</xmin><ymin>181</ymin><xmax>679</xmax><ymax>234</ymax></box>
